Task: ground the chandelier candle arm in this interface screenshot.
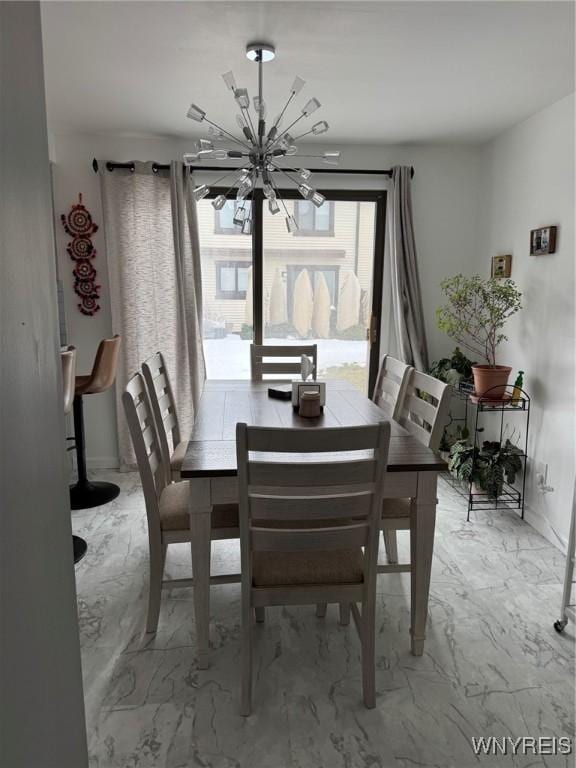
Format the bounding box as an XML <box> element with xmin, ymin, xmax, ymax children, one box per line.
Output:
<box><xmin>196</xmin><ymin>165</ymin><xmax>252</xmax><ymax>204</ymax></box>
<box><xmin>236</xmin><ymin>113</ymin><xmax>256</xmax><ymax>144</ymax></box>
<box><xmin>202</xmin><ymin>116</ymin><xmax>252</xmax><ymax>152</ymax></box>
<box><xmin>242</xmin><ymin>106</ymin><xmax>258</xmax><ymax>145</ymax></box>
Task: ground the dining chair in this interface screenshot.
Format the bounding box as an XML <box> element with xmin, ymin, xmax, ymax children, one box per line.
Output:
<box><xmin>379</xmin><ymin>368</ymin><xmax>451</xmax><ymax>567</ymax></box>
<box><xmin>142</xmin><ymin>352</ymin><xmax>187</xmax><ymax>484</ymax></box>
<box><xmin>372</xmin><ymin>354</ymin><xmax>412</xmax><ymax>420</ymax></box>
<box><xmin>250</xmin><ymin>343</ymin><xmax>317</xmax><ymax>381</ymax></box>
<box><xmin>122</xmin><ymin>373</ymin><xmax>240</xmax><ymax>633</ymax></box>
<box><xmin>236</xmin><ymin>420</ymin><xmax>391</xmax><ymax>715</ymax></box>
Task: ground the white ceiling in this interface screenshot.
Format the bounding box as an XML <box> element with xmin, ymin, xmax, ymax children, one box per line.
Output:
<box><xmin>41</xmin><ymin>1</ymin><xmax>575</xmax><ymax>144</ymax></box>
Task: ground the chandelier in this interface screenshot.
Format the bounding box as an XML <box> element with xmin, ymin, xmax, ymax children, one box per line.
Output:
<box><xmin>184</xmin><ymin>43</ymin><xmax>341</xmax><ymax>235</ymax></box>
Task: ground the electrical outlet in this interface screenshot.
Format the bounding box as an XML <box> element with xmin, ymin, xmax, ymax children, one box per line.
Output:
<box><xmin>534</xmin><ymin>461</ymin><xmax>554</xmax><ymax>493</ymax></box>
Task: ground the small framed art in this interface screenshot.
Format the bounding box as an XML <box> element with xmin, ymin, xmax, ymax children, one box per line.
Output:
<box><xmin>491</xmin><ymin>254</ymin><xmax>512</xmax><ymax>278</ymax></box>
<box><xmin>530</xmin><ymin>226</ymin><xmax>557</xmax><ymax>256</ymax></box>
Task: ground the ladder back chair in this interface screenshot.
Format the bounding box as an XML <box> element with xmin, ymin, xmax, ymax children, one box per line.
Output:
<box><xmin>380</xmin><ymin>368</ymin><xmax>451</xmax><ymax>567</ymax></box>
<box><xmin>123</xmin><ymin>373</ymin><xmax>240</xmax><ymax>633</ymax></box>
<box><xmin>236</xmin><ymin>420</ymin><xmax>391</xmax><ymax>715</ymax></box>
<box><xmin>142</xmin><ymin>352</ymin><xmax>187</xmax><ymax>484</ymax></box>
<box><xmin>250</xmin><ymin>343</ymin><xmax>317</xmax><ymax>381</ymax></box>
<box><xmin>372</xmin><ymin>354</ymin><xmax>412</xmax><ymax>420</ymax></box>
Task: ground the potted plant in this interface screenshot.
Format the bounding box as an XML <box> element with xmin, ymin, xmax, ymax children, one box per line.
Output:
<box><xmin>476</xmin><ymin>439</ymin><xmax>524</xmax><ymax>499</ymax></box>
<box><xmin>448</xmin><ymin>439</ymin><xmax>480</xmax><ymax>487</ymax></box>
<box><xmin>428</xmin><ymin>346</ymin><xmax>475</xmax><ymax>386</ymax></box>
<box><xmin>436</xmin><ymin>275</ymin><xmax>522</xmax><ymax>398</ymax></box>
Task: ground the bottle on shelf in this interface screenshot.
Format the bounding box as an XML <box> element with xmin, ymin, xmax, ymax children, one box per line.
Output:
<box><xmin>511</xmin><ymin>370</ymin><xmax>524</xmax><ymax>405</ymax></box>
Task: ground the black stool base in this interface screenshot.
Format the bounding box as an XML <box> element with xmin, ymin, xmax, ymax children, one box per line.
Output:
<box><xmin>70</xmin><ymin>480</ymin><xmax>120</xmax><ymax>510</ymax></box>
<box><xmin>73</xmin><ymin>535</ymin><xmax>88</xmax><ymax>564</ymax></box>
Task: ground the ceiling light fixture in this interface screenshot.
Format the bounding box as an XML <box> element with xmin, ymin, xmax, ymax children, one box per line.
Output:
<box><xmin>184</xmin><ymin>43</ymin><xmax>341</xmax><ymax>234</ymax></box>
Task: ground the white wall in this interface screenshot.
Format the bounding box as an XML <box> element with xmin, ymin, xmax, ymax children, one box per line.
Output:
<box><xmin>50</xmin><ymin>134</ymin><xmax>482</xmax><ymax>466</ymax></box>
<box><xmin>478</xmin><ymin>93</ymin><xmax>575</xmax><ymax>548</ymax></box>
<box><xmin>0</xmin><ymin>4</ymin><xmax>88</xmax><ymax>765</ymax></box>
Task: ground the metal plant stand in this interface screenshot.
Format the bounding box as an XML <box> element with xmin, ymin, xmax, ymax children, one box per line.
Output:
<box><xmin>450</xmin><ymin>383</ymin><xmax>530</xmax><ymax>521</ymax></box>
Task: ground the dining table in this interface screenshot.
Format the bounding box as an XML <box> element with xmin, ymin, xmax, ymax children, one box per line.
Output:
<box><xmin>180</xmin><ymin>378</ymin><xmax>446</xmax><ymax>669</ymax></box>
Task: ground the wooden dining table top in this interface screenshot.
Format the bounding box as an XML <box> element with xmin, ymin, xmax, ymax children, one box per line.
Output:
<box><xmin>181</xmin><ymin>379</ymin><xmax>447</xmax><ymax>478</ymax></box>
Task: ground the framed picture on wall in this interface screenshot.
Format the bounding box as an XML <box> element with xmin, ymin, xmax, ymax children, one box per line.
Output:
<box><xmin>491</xmin><ymin>254</ymin><xmax>512</xmax><ymax>278</ymax></box>
<box><xmin>530</xmin><ymin>226</ymin><xmax>557</xmax><ymax>255</ymax></box>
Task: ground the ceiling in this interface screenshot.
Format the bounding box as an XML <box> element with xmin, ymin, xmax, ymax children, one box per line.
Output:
<box><xmin>41</xmin><ymin>1</ymin><xmax>575</xmax><ymax>145</ymax></box>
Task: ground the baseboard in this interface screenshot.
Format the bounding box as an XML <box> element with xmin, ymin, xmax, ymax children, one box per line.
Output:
<box><xmin>86</xmin><ymin>456</ymin><xmax>120</xmax><ymax>470</ymax></box>
<box><xmin>523</xmin><ymin>504</ymin><xmax>568</xmax><ymax>554</ymax></box>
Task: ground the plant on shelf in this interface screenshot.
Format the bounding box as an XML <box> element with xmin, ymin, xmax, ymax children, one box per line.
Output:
<box><xmin>448</xmin><ymin>439</ymin><xmax>479</xmax><ymax>485</ymax></box>
<box><xmin>436</xmin><ymin>275</ymin><xmax>522</xmax><ymax>398</ymax></box>
<box><xmin>448</xmin><ymin>437</ymin><xmax>524</xmax><ymax>499</ymax></box>
<box><xmin>439</xmin><ymin>422</ymin><xmax>470</xmax><ymax>455</ymax></box>
<box><xmin>476</xmin><ymin>439</ymin><xmax>524</xmax><ymax>499</ymax></box>
<box><xmin>428</xmin><ymin>346</ymin><xmax>475</xmax><ymax>386</ymax></box>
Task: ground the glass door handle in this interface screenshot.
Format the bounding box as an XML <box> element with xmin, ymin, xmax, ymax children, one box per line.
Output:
<box><xmin>368</xmin><ymin>315</ymin><xmax>378</xmax><ymax>344</ymax></box>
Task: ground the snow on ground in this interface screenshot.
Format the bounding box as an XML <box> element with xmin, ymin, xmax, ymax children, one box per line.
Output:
<box><xmin>203</xmin><ymin>335</ymin><xmax>368</xmax><ymax>380</ymax></box>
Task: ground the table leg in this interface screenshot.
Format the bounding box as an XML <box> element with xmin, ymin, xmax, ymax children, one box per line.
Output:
<box><xmin>189</xmin><ymin>478</ymin><xmax>212</xmax><ymax>669</ymax></box>
<box><xmin>410</xmin><ymin>471</ymin><xmax>438</xmax><ymax>656</ymax></box>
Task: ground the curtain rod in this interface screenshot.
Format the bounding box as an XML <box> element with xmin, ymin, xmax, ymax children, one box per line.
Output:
<box><xmin>91</xmin><ymin>158</ymin><xmax>414</xmax><ymax>178</ymax></box>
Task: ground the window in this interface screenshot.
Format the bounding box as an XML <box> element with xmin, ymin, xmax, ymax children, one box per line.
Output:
<box><xmin>294</xmin><ymin>200</ymin><xmax>335</xmax><ymax>236</ymax></box>
<box><xmin>215</xmin><ymin>261</ymin><xmax>251</xmax><ymax>300</ymax></box>
<box><xmin>215</xmin><ymin>200</ymin><xmax>252</xmax><ymax>234</ymax></box>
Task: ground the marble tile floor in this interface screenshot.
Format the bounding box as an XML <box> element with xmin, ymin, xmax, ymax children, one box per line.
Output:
<box><xmin>73</xmin><ymin>471</ymin><xmax>575</xmax><ymax>768</ymax></box>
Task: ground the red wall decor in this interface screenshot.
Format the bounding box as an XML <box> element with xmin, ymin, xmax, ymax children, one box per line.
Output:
<box><xmin>61</xmin><ymin>194</ymin><xmax>101</xmax><ymax>316</ymax></box>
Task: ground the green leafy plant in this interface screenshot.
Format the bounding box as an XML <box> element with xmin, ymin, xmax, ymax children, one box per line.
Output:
<box><xmin>436</xmin><ymin>275</ymin><xmax>522</xmax><ymax>367</ymax></box>
<box><xmin>448</xmin><ymin>439</ymin><xmax>480</xmax><ymax>484</ymax></box>
<box><xmin>448</xmin><ymin>437</ymin><xmax>524</xmax><ymax>499</ymax></box>
<box><xmin>476</xmin><ymin>439</ymin><xmax>524</xmax><ymax>499</ymax></box>
<box><xmin>429</xmin><ymin>347</ymin><xmax>475</xmax><ymax>384</ymax></box>
<box><xmin>439</xmin><ymin>423</ymin><xmax>470</xmax><ymax>453</ymax></box>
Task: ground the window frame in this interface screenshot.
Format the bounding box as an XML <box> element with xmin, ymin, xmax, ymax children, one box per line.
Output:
<box><xmin>293</xmin><ymin>200</ymin><xmax>335</xmax><ymax>237</ymax></box>
<box><xmin>215</xmin><ymin>260</ymin><xmax>251</xmax><ymax>300</ymax></box>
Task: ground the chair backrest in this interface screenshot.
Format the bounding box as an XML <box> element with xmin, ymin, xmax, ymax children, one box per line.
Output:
<box><xmin>250</xmin><ymin>344</ymin><xmax>317</xmax><ymax>381</ymax></box>
<box><xmin>86</xmin><ymin>335</ymin><xmax>121</xmax><ymax>393</ymax></box>
<box><xmin>122</xmin><ymin>373</ymin><xmax>166</xmax><ymax>529</ymax></box>
<box><xmin>60</xmin><ymin>346</ymin><xmax>76</xmax><ymax>414</ymax></box>
<box><xmin>142</xmin><ymin>352</ymin><xmax>180</xmax><ymax>482</ymax></box>
<box><xmin>372</xmin><ymin>354</ymin><xmax>412</xmax><ymax>420</ymax></box>
<box><xmin>396</xmin><ymin>369</ymin><xmax>451</xmax><ymax>450</ymax></box>
<box><xmin>236</xmin><ymin>421</ymin><xmax>391</xmax><ymax>586</ymax></box>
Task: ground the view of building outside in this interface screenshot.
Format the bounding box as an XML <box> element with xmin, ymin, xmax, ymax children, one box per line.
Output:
<box><xmin>197</xmin><ymin>197</ymin><xmax>377</xmax><ymax>393</ymax></box>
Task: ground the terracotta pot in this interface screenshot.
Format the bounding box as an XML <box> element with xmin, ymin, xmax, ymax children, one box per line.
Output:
<box><xmin>472</xmin><ymin>364</ymin><xmax>512</xmax><ymax>399</ymax></box>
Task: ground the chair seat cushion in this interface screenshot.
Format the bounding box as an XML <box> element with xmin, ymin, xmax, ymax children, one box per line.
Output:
<box><xmin>381</xmin><ymin>497</ymin><xmax>411</xmax><ymax>518</ymax></box>
<box><xmin>252</xmin><ymin>548</ymin><xmax>364</xmax><ymax>587</ymax></box>
<box><xmin>74</xmin><ymin>375</ymin><xmax>93</xmax><ymax>396</ymax></box>
<box><xmin>159</xmin><ymin>481</ymin><xmax>239</xmax><ymax>531</ymax></box>
<box><xmin>170</xmin><ymin>439</ymin><xmax>188</xmax><ymax>477</ymax></box>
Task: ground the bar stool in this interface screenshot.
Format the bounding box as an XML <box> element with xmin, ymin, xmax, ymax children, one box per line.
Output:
<box><xmin>61</xmin><ymin>347</ymin><xmax>87</xmax><ymax>563</ymax></box>
<box><xmin>70</xmin><ymin>335</ymin><xmax>121</xmax><ymax>510</ymax></box>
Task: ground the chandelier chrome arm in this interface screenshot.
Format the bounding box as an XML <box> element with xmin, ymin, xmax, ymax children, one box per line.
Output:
<box><xmin>203</xmin><ymin>117</ymin><xmax>252</xmax><ymax>152</ymax></box>
<box><xmin>271</xmin><ymin>91</ymin><xmax>296</xmax><ymax>133</ymax></box>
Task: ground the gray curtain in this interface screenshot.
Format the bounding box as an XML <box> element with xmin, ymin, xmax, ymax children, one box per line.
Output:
<box><xmin>100</xmin><ymin>161</ymin><xmax>205</xmax><ymax>468</ymax></box>
<box><xmin>384</xmin><ymin>166</ymin><xmax>429</xmax><ymax>371</ymax></box>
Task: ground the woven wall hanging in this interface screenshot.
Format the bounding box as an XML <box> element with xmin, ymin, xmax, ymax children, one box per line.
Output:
<box><xmin>61</xmin><ymin>194</ymin><xmax>101</xmax><ymax>316</ymax></box>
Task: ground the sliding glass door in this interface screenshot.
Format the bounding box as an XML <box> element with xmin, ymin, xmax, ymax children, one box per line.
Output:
<box><xmin>197</xmin><ymin>189</ymin><xmax>385</xmax><ymax>393</ymax></box>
